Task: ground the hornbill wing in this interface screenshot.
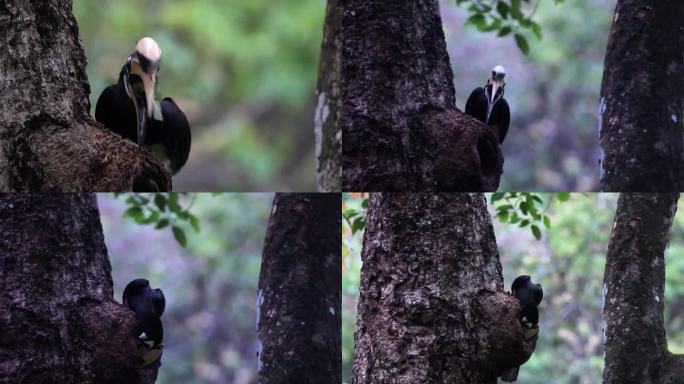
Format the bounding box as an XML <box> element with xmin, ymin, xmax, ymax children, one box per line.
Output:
<box><xmin>147</xmin><ymin>98</ymin><xmax>191</xmax><ymax>174</ymax></box>
<box><xmin>465</xmin><ymin>87</ymin><xmax>487</xmax><ymax>124</ymax></box>
<box><xmin>95</xmin><ymin>85</ymin><xmax>117</xmax><ymax>127</ymax></box>
<box><xmin>145</xmin><ymin>315</ymin><xmax>164</xmax><ymax>347</ymax></box>
<box><xmin>533</xmin><ymin>283</ymin><xmax>543</xmax><ymax>305</ymax></box>
<box><xmin>151</xmin><ymin>288</ymin><xmax>165</xmax><ymax>317</ymax></box>
<box><xmin>493</xmin><ymin>98</ymin><xmax>510</xmax><ymax>144</ymax></box>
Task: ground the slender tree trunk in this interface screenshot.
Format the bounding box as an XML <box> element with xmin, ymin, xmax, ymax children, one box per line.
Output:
<box><xmin>603</xmin><ymin>193</ymin><xmax>684</xmax><ymax>384</ymax></box>
<box><xmin>0</xmin><ymin>0</ymin><xmax>171</xmax><ymax>192</ymax></box>
<box><xmin>598</xmin><ymin>1</ymin><xmax>684</xmax><ymax>192</ymax></box>
<box><xmin>0</xmin><ymin>194</ymin><xmax>159</xmax><ymax>384</ymax></box>
<box><xmin>353</xmin><ymin>193</ymin><xmax>534</xmax><ymax>384</ymax></box>
<box><xmin>314</xmin><ymin>0</ymin><xmax>341</xmax><ymax>192</ymax></box>
<box><xmin>257</xmin><ymin>193</ymin><xmax>341</xmax><ymax>383</ymax></box>
<box><xmin>340</xmin><ymin>1</ymin><xmax>503</xmax><ymax>192</ymax></box>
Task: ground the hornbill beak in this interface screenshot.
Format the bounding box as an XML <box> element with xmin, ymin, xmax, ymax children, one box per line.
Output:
<box><xmin>127</xmin><ymin>61</ymin><xmax>158</xmax><ymax>146</ymax></box>
<box><xmin>486</xmin><ymin>80</ymin><xmax>503</xmax><ymax>124</ymax></box>
<box><xmin>135</xmin><ymin>96</ymin><xmax>148</xmax><ymax>146</ymax></box>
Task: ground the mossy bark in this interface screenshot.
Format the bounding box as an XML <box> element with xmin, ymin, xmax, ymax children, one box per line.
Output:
<box><xmin>257</xmin><ymin>193</ymin><xmax>342</xmax><ymax>383</ymax></box>
<box><xmin>603</xmin><ymin>193</ymin><xmax>683</xmax><ymax>384</ymax></box>
<box><xmin>598</xmin><ymin>1</ymin><xmax>684</xmax><ymax>192</ymax></box>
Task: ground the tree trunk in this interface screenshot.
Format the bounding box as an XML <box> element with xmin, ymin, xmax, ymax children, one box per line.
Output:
<box><xmin>314</xmin><ymin>0</ymin><xmax>341</xmax><ymax>192</ymax></box>
<box><xmin>603</xmin><ymin>193</ymin><xmax>684</xmax><ymax>384</ymax></box>
<box><xmin>353</xmin><ymin>193</ymin><xmax>534</xmax><ymax>384</ymax></box>
<box><xmin>257</xmin><ymin>193</ymin><xmax>342</xmax><ymax>383</ymax></box>
<box><xmin>598</xmin><ymin>0</ymin><xmax>684</xmax><ymax>192</ymax></box>
<box><xmin>0</xmin><ymin>0</ymin><xmax>171</xmax><ymax>192</ymax></box>
<box><xmin>340</xmin><ymin>1</ymin><xmax>503</xmax><ymax>192</ymax></box>
<box><xmin>0</xmin><ymin>194</ymin><xmax>159</xmax><ymax>383</ymax></box>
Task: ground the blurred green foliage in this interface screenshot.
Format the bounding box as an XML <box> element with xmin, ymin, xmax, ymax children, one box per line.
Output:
<box><xmin>99</xmin><ymin>193</ymin><xmax>273</xmax><ymax>384</ymax></box>
<box><xmin>457</xmin><ymin>0</ymin><xmax>566</xmax><ymax>54</ymax></box>
<box><xmin>444</xmin><ymin>0</ymin><xmax>613</xmax><ymax>191</ymax></box>
<box><xmin>73</xmin><ymin>0</ymin><xmax>325</xmax><ymax>191</ymax></box>
<box><xmin>342</xmin><ymin>193</ymin><xmax>684</xmax><ymax>383</ymax></box>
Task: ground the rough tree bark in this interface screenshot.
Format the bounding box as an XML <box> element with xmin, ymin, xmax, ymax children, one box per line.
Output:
<box><xmin>0</xmin><ymin>194</ymin><xmax>160</xmax><ymax>384</ymax></box>
<box><xmin>603</xmin><ymin>193</ymin><xmax>684</xmax><ymax>384</ymax></box>
<box><xmin>598</xmin><ymin>1</ymin><xmax>684</xmax><ymax>192</ymax></box>
<box><xmin>353</xmin><ymin>193</ymin><xmax>534</xmax><ymax>384</ymax></box>
<box><xmin>314</xmin><ymin>0</ymin><xmax>341</xmax><ymax>192</ymax></box>
<box><xmin>257</xmin><ymin>193</ymin><xmax>341</xmax><ymax>383</ymax></box>
<box><xmin>340</xmin><ymin>1</ymin><xmax>504</xmax><ymax>192</ymax></box>
<box><xmin>0</xmin><ymin>0</ymin><xmax>171</xmax><ymax>192</ymax></box>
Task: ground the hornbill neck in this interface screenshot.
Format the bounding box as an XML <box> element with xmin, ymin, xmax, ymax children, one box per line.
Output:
<box><xmin>120</xmin><ymin>61</ymin><xmax>148</xmax><ymax>146</ymax></box>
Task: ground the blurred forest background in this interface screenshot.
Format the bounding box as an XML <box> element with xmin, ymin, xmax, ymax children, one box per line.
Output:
<box><xmin>444</xmin><ymin>0</ymin><xmax>612</xmax><ymax>191</ymax></box>
<box><xmin>342</xmin><ymin>193</ymin><xmax>684</xmax><ymax>383</ymax></box>
<box><xmin>98</xmin><ymin>193</ymin><xmax>273</xmax><ymax>384</ymax></box>
<box><xmin>74</xmin><ymin>1</ymin><xmax>325</xmax><ymax>191</ymax></box>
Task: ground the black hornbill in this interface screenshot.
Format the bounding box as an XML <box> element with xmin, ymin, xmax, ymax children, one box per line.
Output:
<box><xmin>96</xmin><ymin>37</ymin><xmax>191</xmax><ymax>175</ymax></box>
<box><xmin>123</xmin><ymin>278</ymin><xmax>165</xmax><ymax>367</ymax></box>
<box><xmin>465</xmin><ymin>65</ymin><xmax>510</xmax><ymax>144</ymax></box>
<box><xmin>501</xmin><ymin>275</ymin><xmax>543</xmax><ymax>382</ymax></box>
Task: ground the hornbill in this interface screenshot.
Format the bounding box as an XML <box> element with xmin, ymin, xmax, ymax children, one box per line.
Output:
<box><xmin>465</xmin><ymin>65</ymin><xmax>510</xmax><ymax>144</ymax></box>
<box><xmin>501</xmin><ymin>275</ymin><xmax>543</xmax><ymax>382</ymax></box>
<box><xmin>123</xmin><ymin>278</ymin><xmax>165</xmax><ymax>367</ymax></box>
<box><xmin>96</xmin><ymin>37</ymin><xmax>191</xmax><ymax>175</ymax></box>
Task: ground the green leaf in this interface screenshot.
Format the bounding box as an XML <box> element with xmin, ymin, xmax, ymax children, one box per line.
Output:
<box><xmin>351</xmin><ymin>218</ymin><xmax>366</xmax><ymax>235</ymax></box>
<box><xmin>511</xmin><ymin>0</ymin><xmax>524</xmax><ymax>20</ymax></box>
<box><xmin>172</xmin><ymin>226</ymin><xmax>187</xmax><ymax>247</ymax></box>
<box><xmin>344</xmin><ymin>209</ymin><xmax>358</xmax><ymax>220</ymax></box>
<box><xmin>497</xmin><ymin>210</ymin><xmax>509</xmax><ymax>223</ymax></box>
<box><xmin>154</xmin><ymin>194</ymin><xmax>167</xmax><ymax>211</ymax></box>
<box><xmin>490</xmin><ymin>193</ymin><xmax>505</xmax><ymax>203</ymax></box>
<box><xmin>543</xmin><ymin>215</ymin><xmax>551</xmax><ymax>229</ymax></box>
<box><xmin>496</xmin><ymin>1</ymin><xmax>509</xmax><ymax>19</ymax></box>
<box><xmin>520</xmin><ymin>219</ymin><xmax>530</xmax><ymax>227</ymax></box>
<box><xmin>125</xmin><ymin>206</ymin><xmax>144</xmax><ymax>221</ymax></box>
<box><xmin>514</xmin><ymin>33</ymin><xmax>530</xmax><ymax>55</ymax></box>
<box><xmin>520</xmin><ymin>201</ymin><xmax>529</xmax><ymax>215</ymax></box>
<box><xmin>531</xmin><ymin>225</ymin><xmax>542</xmax><ymax>240</ymax></box>
<box><xmin>557</xmin><ymin>192</ymin><xmax>570</xmax><ymax>202</ymax></box>
<box><xmin>169</xmin><ymin>193</ymin><xmax>181</xmax><ymax>212</ymax></box>
<box><xmin>155</xmin><ymin>219</ymin><xmax>170</xmax><ymax>229</ymax></box>
<box><xmin>466</xmin><ymin>14</ymin><xmax>487</xmax><ymax>31</ymax></box>
<box><xmin>498</xmin><ymin>26</ymin><xmax>512</xmax><ymax>37</ymax></box>
<box><xmin>189</xmin><ymin>214</ymin><xmax>200</xmax><ymax>232</ymax></box>
<box><xmin>361</xmin><ymin>198</ymin><xmax>369</xmax><ymax>209</ymax></box>
<box><xmin>531</xmin><ymin>21</ymin><xmax>543</xmax><ymax>40</ymax></box>
<box><xmin>483</xmin><ymin>18</ymin><xmax>502</xmax><ymax>32</ymax></box>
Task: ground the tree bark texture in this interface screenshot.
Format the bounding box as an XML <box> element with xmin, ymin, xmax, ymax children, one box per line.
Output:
<box><xmin>603</xmin><ymin>193</ymin><xmax>683</xmax><ymax>384</ymax></box>
<box><xmin>0</xmin><ymin>194</ymin><xmax>159</xmax><ymax>384</ymax></box>
<box><xmin>257</xmin><ymin>193</ymin><xmax>342</xmax><ymax>383</ymax></box>
<box><xmin>598</xmin><ymin>0</ymin><xmax>684</xmax><ymax>192</ymax></box>
<box><xmin>340</xmin><ymin>1</ymin><xmax>503</xmax><ymax>192</ymax></box>
<box><xmin>0</xmin><ymin>1</ymin><xmax>171</xmax><ymax>192</ymax></box>
<box><xmin>353</xmin><ymin>193</ymin><xmax>535</xmax><ymax>384</ymax></box>
<box><xmin>314</xmin><ymin>0</ymin><xmax>341</xmax><ymax>192</ymax></box>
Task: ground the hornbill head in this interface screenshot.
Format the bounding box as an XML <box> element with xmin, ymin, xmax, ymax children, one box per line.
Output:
<box><xmin>123</xmin><ymin>37</ymin><xmax>162</xmax><ymax>145</ymax></box>
<box><xmin>484</xmin><ymin>65</ymin><xmax>506</xmax><ymax>124</ymax></box>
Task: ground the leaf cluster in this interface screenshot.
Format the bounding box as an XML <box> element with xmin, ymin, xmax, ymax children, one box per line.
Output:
<box><xmin>457</xmin><ymin>0</ymin><xmax>565</xmax><ymax>54</ymax></box>
<box><xmin>117</xmin><ymin>193</ymin><xmax>201</xmax><ymax>247</ymax></box>
<box><xmin>490</xmin><ymin>192</ymin><xmax>569</xmax><ymax>240</ymax></box>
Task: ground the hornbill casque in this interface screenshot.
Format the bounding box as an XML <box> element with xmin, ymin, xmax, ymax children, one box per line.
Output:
<box><xmin>96</xmin><ymin>37</ymin><xmax>191</xmax><ymax>175</ymax></box>
<box><xmin>123</xmin><ymin>278</ymin><xmax>165</xmax><ymax>367</ymax></box>
<box><xmin>465</xmin><ymin>65</ymin><xmax>510</xmax><ymax>145</ymax></box>
<box><xmin>501</xmin><ymin>275</ymin><xmax>543</xmax><ymax>382</ymax></box>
